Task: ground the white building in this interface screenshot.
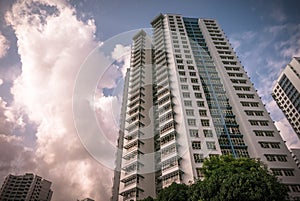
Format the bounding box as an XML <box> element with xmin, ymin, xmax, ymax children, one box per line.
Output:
<box><xmin>0</xmin><ymin>173</ymin><xmax>53</xmax><ymax>201</ymax></box>
<box><xmin>112</xmin><ymin>14</ymin><xmax>300</xmax><ymax>201</ymax></box>
<box><xmin>272</xmin><ymin>57</ymin><xmax>300</xmax><ymax>139</ymax></box>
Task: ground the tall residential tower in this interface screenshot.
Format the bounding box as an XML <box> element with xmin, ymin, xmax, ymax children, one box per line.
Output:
<box><xmin>112</xmin><ymin>14</ymin><xmax>300</xmax><ymax>201</ymax></box>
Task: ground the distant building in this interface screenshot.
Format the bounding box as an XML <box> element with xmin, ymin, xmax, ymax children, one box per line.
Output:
<box><xmin>291</xmin><ymin>148</ymin><xmax>300</xmax><ymax>169</ymax></box>
<box><xmin>0</xmin><ymin>173</ymin><xmax>53</xmax><ymax>201</ymax></box>
<box><xmin>272</xmin><ymin>57</ymin><xmax>300</xmax><ymax>139</ymax></box>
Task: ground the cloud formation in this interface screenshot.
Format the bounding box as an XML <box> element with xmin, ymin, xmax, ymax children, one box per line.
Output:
<box><xmin>0</xmin><ymin>32</ymin><xmax>9</xmax><ymax>58</ymax></box>
<box><xmin>3</xmin><ymin>0</ymin><xmax>114</xmax><ymax>200</ymax></box>
<box><xmin>0</xmin><ymin>96</ymin><xmax>35</xmax><ymax>181</ymax></box>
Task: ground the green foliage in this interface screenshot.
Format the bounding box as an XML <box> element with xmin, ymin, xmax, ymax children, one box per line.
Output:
<box><xmin>196</xmin><ymin>155</ymin><xmax>288</xmax><ymax>201</ymax></box>
<box><xmin>156</xmin><ymin>182</ymin><xmax>188</xmax><ymax>201</ymax></box>
<box><xmin>138</xmin><ymin>155</ymin><xmax>288</xmax><ymax>201</ymax></box>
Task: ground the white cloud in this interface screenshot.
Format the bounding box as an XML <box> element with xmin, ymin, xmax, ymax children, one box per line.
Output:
<box><xmin>0</xmin><ymin>79</ymin><xmax>3</xmax><ymax>86</ymax></box>
<box><xmin>0</xmin><ymin>32</ymin><xmax>9</xmax><ymax>58</ymax></box>
<box><xmin>111</xmin><ymin>44</ymin><xmax>131</xmax><ymax>77</ymax></box>
<box><xmin>275</xmin><ymin>118</ymin><xmax>300</xmax><ymax>148</ymax></box>
<box><xmin>5</xmin><ymin>0</ymin><xmax>113</xmax><ymax>200</ymax></box>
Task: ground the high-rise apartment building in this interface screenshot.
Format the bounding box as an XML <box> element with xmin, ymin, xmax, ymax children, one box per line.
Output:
<box><xmin>111</xmin><ymin>14</ymin><xmax>300</xmax><ymax>201</ymax></box>
<box><xmin>0</xmin><ymin>173</ymin><xmax>53</xmax><ymax>201</ymax></box>
<box><xmin>272</xmin><ymin>57</ymin><xmax>300</xmax><ymax>139</ymax></box>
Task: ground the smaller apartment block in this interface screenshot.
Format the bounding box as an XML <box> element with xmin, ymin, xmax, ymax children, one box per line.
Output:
<box><xmin>0</xmin><ymin>173</ymin><xmax>53</xmax><ymax>201</ymax></box>
<box><xmin>272</xmin><ymin>57</ymin><xmax>300</xmax><ymax>139</ymax></box>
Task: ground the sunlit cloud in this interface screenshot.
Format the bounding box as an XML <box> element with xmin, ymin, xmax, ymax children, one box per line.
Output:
<box><xmin>3</xmin><ymin>0</ymin><xmax>114</xmax><ymax>200</ymax></box>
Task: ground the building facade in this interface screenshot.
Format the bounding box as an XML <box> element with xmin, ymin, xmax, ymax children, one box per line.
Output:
<box><xmin>272</xmin><ymin>57</ymin><xmax>300</xmax><ymax>139</ymax></box>
<box><xmin>112</xmin><ymin>14</ymin><xmax>300</xmax><ymax>201</ymax></box>
<box><xmin>0</xmin><ymin>173</ymin><xmax>53</xmax><ymax>201</ymax></box>
<box><xmin>290</xmin><ymin>148</ymin><xmax>300</xmax><ymax>169</ymax></box>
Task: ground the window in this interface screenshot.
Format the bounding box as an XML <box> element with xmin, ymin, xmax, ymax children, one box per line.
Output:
<box><xmin>179</xmin><ymin>71</ymin><xmax>185</xmax><ymax>76</ymax></box>
<box><xmin>197</xmin><ymin>101</ymin><xmax>205</xmax><ymax>107</ymax></box>
<box><xmin>177</xmin><ymin>65</ymin><xmax>184</xmax><ymax>69</ymax></box>
<box><xmin>188</xmin><ymin>119</ymin><xmax>196</xmax><ymax>126</ymax></box>
<box><xmin>191</xmin><ymin>78</ymin><xmax>198</xmax><ymax>83</ymax></box>
<box><xmin>259</xmin><ymin>142</ymin><xmax>270</xmax><ymax>148</ymax></box>
<box><xmin>277</xmin><ymin>155</ymin><xmax>287</xmax><ymax>162</ymax></box>
<box><xmin>238</xmin><ymin>94</ymin><xmax>254</xmax><ymax>99</ymax></box>
<box><xmin>186</xmin><ymin>109</ymin><xmax>194</xmax><ymax>116</ymax></box>
<box><xmin>180</xmin><ymin>78</ymin><xmax>187</xmax><ymax>83</ymax></box>
<box><xmin>192</xmin><ymin>141</ymin><xmax>201</xmax><ymax>149</ymax></box>
<box><xmin>265</xmin><ymin>154</ymin><xmax>276</xmax><ymax>161</ymax></box>
<box><xmin>203</xmin><ymin>129</ymin><xmax>213</xmax><ymax>137</ymax></box>
<box><xmin>190</xmin><ymin>72</ymin><xmax>196</xmax><ymax>76</ymax></box>
<box><xmin>265</xmin><ymin>154</ymin><xmax>287</xmax><ymax>162</ymax></box>
<box><xmin>283</xmin><ymin>169</ymin><xmax>294</xmax><ymax>176</ymax></box>
<box><xmin>260</xmin><ymin>121</ymin><xmax>269</xmax><ymax>126</ymax></box>
<box><xmin>183</xmin><ymin>92</ymin><xmax>190</xmax><ymax>98</ymax></box>
<box><xmin>184</xmin><ymin>100</ymin><xmax>192</xmax><ymax>107</ymax></box>
<box><xmin>194</xmin><ymin>153</ymin><xmax>204</xmax><ymax>163</ymax></box>
<box><xmin>188</xmin><ymin>65</ymin><xmax>194</xmax><ymax>70</ymax></box>
<box><xmin>206</xmin><ymin>141</ymin><xmax>216</xmax><ymax>150</ymax></box>
<box><xmin>270</xmin><ymin>142</ymin><xmax>280</xmax><ymax>149</ymax></box>
<box><xmin>254</xmin><ymin>130</ymin><xmax>274</xmax><ymax>137</ymax></box>
<box><xmin>199</xmin><ymin>110</ymin><xmax>207</xmax><ymax>116</ymax></box>
<box><xmin>189</xmin><ymin>129</ymin><xmax>199</xmax><ymax>137</ymax></box>
<box><xmin>249</xmin><ymin>120</ymin><xmax>259</xmax><ymax>126</ymax></box>
<box><xmin>193</xmin><ymin>85</ymin><xmax>200</xmax><ymax>91</ymax></box>
<box><xmin>195</xmin><ymin>93</ymin><xmax>202</xmax><ymax>99</ymax></box>
<box><xmin>201</xmin><ymin>119</ymin><xmax>210</xmax><ymax>127</ymax></box>
<box><xmin>181</xmin><ymin>85</ymin><xmax>188</xmax><ymax>90</ymax></box>
<box><xmin>290</xmin><ymin>185</ymin><xmax>300</xmax><ymax>192</ymax></box>
<box><xmin>271</xmin><ymin>169</ymin><xmax>283</xmax><ymax>176</ymax></box>
<box><xmin>265</xmin><ymin>131</ymin><xmax>274</xmax><ymax>136</ymax></box>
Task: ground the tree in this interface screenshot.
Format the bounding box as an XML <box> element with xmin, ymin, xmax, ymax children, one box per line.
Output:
<box><xmin>194</xmin><ymin>155</ymin><xmax>288</xmax><ymax>201</ymax></box>
<box><xmin>139</xmin><ymin>155</ymin><xmax>288</xmax><ymax>201</ymax></box>
<box><xmin>156</xmin><ymin>182</ymin><xmax>188</xmax><ymax>201</ymax></box>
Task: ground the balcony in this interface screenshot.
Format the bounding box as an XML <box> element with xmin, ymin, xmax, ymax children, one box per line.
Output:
<box><xmin>124</xmin><ymin>130</ymin><xmax>144</xmax><ymax>141</ymax></box>
<box><xmin>160</xmin><ymin>130</ymin><xmax>176</xmax><ymax>148</ymax></box>
<box><xmin>161</xmin><ymin>155</ymin><xmax>182</xmax><ymax>175</ymax></box>
<box><xmin>161</xmin><ymin>169</ymin><xmax>183</xmax><ymax>188</ymax></box>
<box><xmin>120</xmin><ymin>186</ymin><xmax>144</xmax><ymax>200</ymax></box>
<box><xmin>123</xmin><ymin>139</ymin><xmax>143</xmax><ymax>150</ymax></box>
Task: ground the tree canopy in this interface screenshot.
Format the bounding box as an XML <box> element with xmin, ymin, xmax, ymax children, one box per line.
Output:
<box><xmin>138</xmin><ymin>155</ymin><xmax>288</xmax><ymax>201</ymax></box>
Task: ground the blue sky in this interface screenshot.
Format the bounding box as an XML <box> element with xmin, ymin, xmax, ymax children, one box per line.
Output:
<box><xmin>0</xmin><ymin>0</ymin><xmax>299</xmax><ymax>200</ymax></box>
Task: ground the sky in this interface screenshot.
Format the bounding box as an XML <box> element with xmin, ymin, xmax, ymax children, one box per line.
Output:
<box><xmin>0</xmin><ymin>0</ymin><xmax>300</xmax><ymax>200</ymax></box>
